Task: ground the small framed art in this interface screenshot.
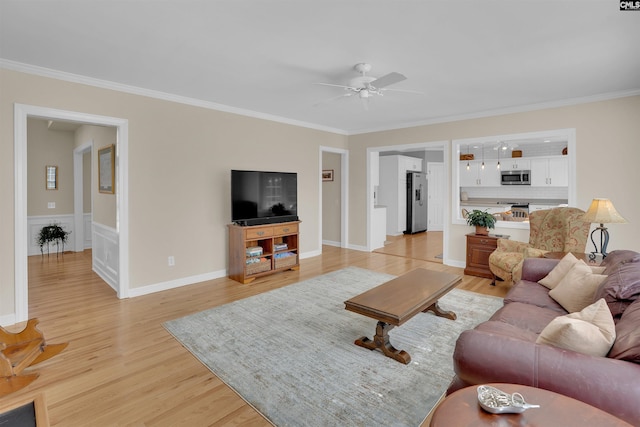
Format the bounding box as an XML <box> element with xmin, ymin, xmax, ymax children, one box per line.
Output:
<box><xmin>98</xmin><ymin>144</ymin><xmax>115</xmax><ymax>194</ymax></box>
<box><xmin>322</xmin><ymin>169</ymin><xmax>334</xmax><ymax>182</ymax></box>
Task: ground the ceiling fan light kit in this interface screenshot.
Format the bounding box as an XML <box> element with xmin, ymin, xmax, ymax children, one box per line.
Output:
<box><xmin>314</xmin><ymin>63</ymin><xmax>420</xmax><ymax>108</ymax></box>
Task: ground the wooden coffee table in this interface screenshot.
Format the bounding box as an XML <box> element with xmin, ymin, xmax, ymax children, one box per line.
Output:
<box><xmin>344</xmin><ymin>268</ymin><xmax>462</xmax><ymax>364</ymax></box>
<box><xmin>429</xmin><ymin>383</ymin><xmax>632</xmax><ymax>426</ymax></box>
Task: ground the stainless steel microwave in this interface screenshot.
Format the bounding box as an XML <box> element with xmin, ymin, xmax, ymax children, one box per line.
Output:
<box><xmin>501</xmin><ymin>170</ymin><xmax>531</xmax><ymax>185</ymax></box>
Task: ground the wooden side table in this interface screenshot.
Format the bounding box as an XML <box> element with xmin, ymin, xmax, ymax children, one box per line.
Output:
<box><xmin>430</xmin><ymin>383</ymin><xmax>632</xmax><ymax>426</ymax></box>
<box><xmin>464</xmin><ymin>233</ymin><xmax>508</xmax><ymax>279</ymax></box>
<box><xmin>543</xmin><ymin>251</ymin><xmax>603</xmax><ymax>266</ymax></box>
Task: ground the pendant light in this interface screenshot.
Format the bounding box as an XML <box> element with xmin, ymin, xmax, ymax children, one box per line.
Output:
<box><xmin>481</xmin><ymin>145</ymin><xmax>485</xmax><ymax>170</ymax></box>
<box><xmin>497</xmin><ymin>142</ymin><xmax>501</xmax><ymax>169</ymax></box>
<box><xmin>466</xmin><ymin>145</ymin><xmax>470</xmax><ymax>170</ymax></box>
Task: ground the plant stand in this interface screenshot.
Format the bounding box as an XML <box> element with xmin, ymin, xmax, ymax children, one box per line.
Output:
<box><xmin>37</xmin><ymin>224</ymin><xmax>70</xmax><ymax>257</ymax></box>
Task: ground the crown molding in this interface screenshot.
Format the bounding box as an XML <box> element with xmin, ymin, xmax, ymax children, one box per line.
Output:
<box><xmin>348</xmin><ymin>89</ymin><xmax>640</xmax><ymax>135</ymax></box>
<box><xmin>3</xmin><ymin>59</ymin><xmax>639</xmax><ymax>137</ymax></box>
<box><xmin>0</xmin><ymin>59</ymin><xmax>348</xmax><ymax>135</ymax></box>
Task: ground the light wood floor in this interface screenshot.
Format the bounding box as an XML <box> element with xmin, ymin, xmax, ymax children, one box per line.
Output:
<box><xmin>5</xmin><ymin>238</ymin><xmax>510</xmax><ymax>426</ymax></box>
<box><xmin>374</xmin><ymin>231</ymin><xmax>444</xmax><ymax>263</ymax></box>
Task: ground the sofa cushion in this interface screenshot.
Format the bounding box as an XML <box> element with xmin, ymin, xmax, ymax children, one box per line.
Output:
<box><xmin>489</xmin><ymin>302</ymin><xmax>561</xmax><ymax>335</ymax></box>
<box><xmin>594</xmin><ymin>260</ymin><xmax>640</xmax><ymax>318</ymax></box>
<box><xmin>504</xmin><ymin>280</ymin><xmax>566</xmax><ymax>313</ymax></box>
<box><xmin>549</xmin><ymin>262</ymin><xmax>607</xmax><ymax>313</ymax></box>
<box><xmin>537</xmin><ymin>299</ymin><xmax>616</xmax><ymax>357</ymax></box>
<box><xmin>609</xmin><ymin>299</ymin><xmax>640</xmax><ymax>363</ymax></box>
<box><xmin>601</xmin><ymin>250</ymin><xmax>640</xmax><ymax>275</ymax></box>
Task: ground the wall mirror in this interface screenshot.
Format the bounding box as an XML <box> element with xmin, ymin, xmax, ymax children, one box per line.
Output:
<box><xmin>46</xmin><ymin>165</ymin><xmax>58</xmax><ymax>190</ymax></box>
<box><xmin>452</xmin><ymin>129</ymin><xmax>576</xmax><ymax>229</ymax></box>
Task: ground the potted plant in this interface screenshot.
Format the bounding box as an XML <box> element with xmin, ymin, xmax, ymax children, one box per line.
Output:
<box><xmin>465</xmin><ymin>209</ymin><xmax>496</xmax><ymax>235</ymax></box>
<box><xmin>37</xmin><ymin>224</ymin><xmax>71</xmax><ymax>257</ymax></box>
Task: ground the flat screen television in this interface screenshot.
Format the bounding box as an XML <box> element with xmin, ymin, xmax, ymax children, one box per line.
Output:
<box><xmin>231</xmin><ymin>170</ymin><xmax>299</xmax><ymax>226</ymax></box>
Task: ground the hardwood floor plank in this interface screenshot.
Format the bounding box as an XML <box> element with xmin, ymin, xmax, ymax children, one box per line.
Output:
<box><xmin>7</xmin><ymin>238</ymin><xmax>506</xmax><ymax>426</ymax></box>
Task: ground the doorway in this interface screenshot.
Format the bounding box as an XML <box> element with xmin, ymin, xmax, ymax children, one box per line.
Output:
<box><xmin>367</xmin><ymin>140</ymin><xmax>449</xmax><ymax>261</ymax></box>
<box><xmin>319</xmin><ymin>146</ymin><xmax>348</xmax><ymax>250</ymax></box>
<box><xmin>13</xmin><ymin>104</ymin><xmax>129</xmax><ymax>324</ymax></box>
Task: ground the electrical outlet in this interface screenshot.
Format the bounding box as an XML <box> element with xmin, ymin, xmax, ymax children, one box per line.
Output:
<box><xmin>168</xmin><ymin>256</ymin><xmax>175</xmax><ymax>266</ymax></box>
<box><xmin>48</xmin><ymin>202</ymin><xmax>55</xmax><ymax>209</ymax></box>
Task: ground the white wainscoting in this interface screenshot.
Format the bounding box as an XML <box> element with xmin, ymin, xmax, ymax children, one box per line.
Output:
<box><xmin>28</xmin><ymin>214</ymin><xmax>93</xmax><ymax>256</ymax></box>
<box><xmin>92</xmin><ymin>222</ymin><xmax>119</xmax><ymax>292</ymax></box>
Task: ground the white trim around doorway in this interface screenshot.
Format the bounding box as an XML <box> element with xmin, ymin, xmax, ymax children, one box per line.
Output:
<box><xmin>13</xmin><ymin>104</ymin><xmax>129</xmax><ymax>324</ymax></box>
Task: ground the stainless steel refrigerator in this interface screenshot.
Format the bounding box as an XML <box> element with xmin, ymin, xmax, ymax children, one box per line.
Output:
<box><xmin>405</xmin><ymin>172</ymin><xmax>428</xmax><ymax>234</ymax></box>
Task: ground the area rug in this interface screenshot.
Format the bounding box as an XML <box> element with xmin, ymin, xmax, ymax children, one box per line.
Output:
<box><xmin>164</xmin><ymin>267</ymin><xmax>503</xmax><ymax>427</ymax></box>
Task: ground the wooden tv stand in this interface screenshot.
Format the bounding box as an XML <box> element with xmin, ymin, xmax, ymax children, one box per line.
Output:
<box><xmin>228</xmin><ymin>221</ymin><xmax>300</xmax><ymax>284</ymax></box>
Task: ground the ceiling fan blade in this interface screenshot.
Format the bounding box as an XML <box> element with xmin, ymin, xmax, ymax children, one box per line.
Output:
<box><xmin>369</xmin><ymin>72</ymin><xmax>406</xmax><ymax>89</ymax></box>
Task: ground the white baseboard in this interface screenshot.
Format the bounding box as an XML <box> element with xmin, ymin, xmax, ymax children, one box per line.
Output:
<box><xmin>347</xmin><ymin>243</ymin><xmax>369</xmax><ymax>252</ymax></box>
<box><xmin>128</xmin><ymin>269</ymin><xmax>228</xmax><ymax>298</ymax></box>
<box><xmin>321</xmin><ymin>240</ymin><xmax>341</xmax><ymax>247</ymax></box>
<box><xmin>0</xmin><ymin>314</ymin><xmax>17</xmax><ymax>327</ymax></box>
<box><xmin>300</xmin><ymin>249</ymin><xmax>322</xmax><ymax>259</ymax></box>
<box><xmin>447</xmin><ymin>259</ymin><xmax>466</xmax><ymax>269</ymax></box>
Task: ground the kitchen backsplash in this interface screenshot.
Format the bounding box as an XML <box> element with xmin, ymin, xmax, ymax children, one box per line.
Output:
<box><xmin>461</xmin><ymin>186</ymin><xmax>568</xmax><ymax>201</ymax></box>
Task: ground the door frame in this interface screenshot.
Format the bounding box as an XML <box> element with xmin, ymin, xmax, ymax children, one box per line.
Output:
<box><xmin>319</xmin><ymin>146</ymin><xmax>349</xmax><ymax>249</ymax></box>
<box><xmin>74</xmin><ymin>141</ymin><xmax>93</xmax><ymax>252</ymax></box>
<box><xmin>367</xmin><ymin>141</ymin><xmax>449</xmax><ymax>256</ymax></box>
<box><xmin>14</xmin><ymin>104</ymin><xmax>129</xmax><ymax>323</ymax></box>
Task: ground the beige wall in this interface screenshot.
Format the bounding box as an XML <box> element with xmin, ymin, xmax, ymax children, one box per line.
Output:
<box><xmin>0</xmin><ymin>69</ymin><xmax>347</xmax><ymax>318</ymax></box>
<box><xmin>322</xmin><ymin>152</ymin><xmax>341</xmax><ymax>243</ymax></box>
<box><xmin>75</xmin><ymin>124</ymin><xmax>117</xmax><ymax>228</ymax></box>
<box><xmin>27</xmin><ymin>119</ymin><xmax>74</xmax><ymax>215</ymax></box>
<box><xmin>347</xmin><ymin>96</ymin><xmax>640</xmax><ymax>262</ymax></box>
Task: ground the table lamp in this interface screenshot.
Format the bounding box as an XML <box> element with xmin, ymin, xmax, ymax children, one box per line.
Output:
<box><xmin>582</xmin><ymin>198</ymin><xmax>627</xmax><ymax>258</ymax></box>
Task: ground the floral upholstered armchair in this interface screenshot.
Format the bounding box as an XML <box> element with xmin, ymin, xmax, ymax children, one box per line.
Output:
<box><xmin>488</xmin><ymin>207</ymin><xmax>590</xmax><ymax>284</ymax></box>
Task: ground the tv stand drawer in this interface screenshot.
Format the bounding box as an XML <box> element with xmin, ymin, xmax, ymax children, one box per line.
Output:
<box><xmin>246</xmin><ymin>226</ymin><xmax>273</xmax><ymax>240</ymax></box>
<box><xmin>273</xmin><ymin>223</ymin><xmax>298</xmax><ymax>236</ymax></box>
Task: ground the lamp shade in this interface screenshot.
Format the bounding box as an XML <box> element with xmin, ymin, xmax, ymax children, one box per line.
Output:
<box><xmin>583</xmin><ymin>198</ymin><xmax>627</xmax><ymax>224</ymax></box>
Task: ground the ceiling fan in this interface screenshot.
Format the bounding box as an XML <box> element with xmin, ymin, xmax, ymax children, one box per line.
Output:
<box><xmin>314</xmin><ymin>63</ymin><xmax>421</xmax><ymax>109</ymax></box>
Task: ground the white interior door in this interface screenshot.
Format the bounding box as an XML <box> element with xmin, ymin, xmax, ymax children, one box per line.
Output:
<box><xmin>427</xmin><ymin>162</ymin><xmax>444</xmax><ymax>231</ymax></box>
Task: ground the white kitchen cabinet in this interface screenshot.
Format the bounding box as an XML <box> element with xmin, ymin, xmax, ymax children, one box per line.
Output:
<box><xmin>531</xmin><ymin>156</ymin><xmax>568</xmax><ymax>187</ymax></box>
<box><xmin>379</xmin><ymin>155</ymin><xmax>423</xmax><ymax>236</ymax></box>
<box><xmin>501</xmin><ymin>158</ymin><xmax>531</xmax><ymax>171</ymax></box>
<box><xmin>460</xmin><ymin>160</ymin><xmax>500</xmax><ymax>187</ymax></box>
<box><xmin>371</xmin><ymin>206</ymin><xmax>387</xmax><ymax>249</ymax></box>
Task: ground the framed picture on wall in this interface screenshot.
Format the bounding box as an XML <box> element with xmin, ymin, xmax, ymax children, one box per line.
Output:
<box><xmin>98</xmin><ymin>144</ymin><xmax>115</xmax><ymax>194</ymax></box>
<box><xmin>322</xmin><ymin>169</ymin><xmax>334</xmax><ymax>182</ymax></box>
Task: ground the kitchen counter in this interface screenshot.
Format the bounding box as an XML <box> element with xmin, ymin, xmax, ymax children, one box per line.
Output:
<box><xmin>460</xmin><ymin>198</ymin><xmax>567</xmax><ymax>207</ymax></box>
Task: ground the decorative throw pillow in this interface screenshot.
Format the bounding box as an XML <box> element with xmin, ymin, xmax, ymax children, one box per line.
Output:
<box><xmin>548</xmin><ymin>262</ymin><xmax>608</xmax><ymax>313</ymax></box>
<box><xmin>540</xmin><ymin>253</ymin><xmax>607</xmax><ymax>290</ymax></box>
<box><xmin>539</xmin><ymin>252</ymin><xmax>579</xmax><ymax>289</ymax></box>
<box><xmin>537</xmin><ymin>299</ymin><xmax>616</xmax><ymax>357</ymax></box>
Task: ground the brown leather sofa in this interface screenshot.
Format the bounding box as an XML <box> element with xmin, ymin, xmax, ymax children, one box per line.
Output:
<box><xmin>448</xmin><ymin>250</ymin><xmax>640</xmax><ymax>425</ymax></box>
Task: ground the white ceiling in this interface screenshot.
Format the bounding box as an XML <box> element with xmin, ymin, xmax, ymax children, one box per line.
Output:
<box><xmin>2</xmin><ymin>1</ymin><xmax>639</xmax><ymax>135</ymax></box>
